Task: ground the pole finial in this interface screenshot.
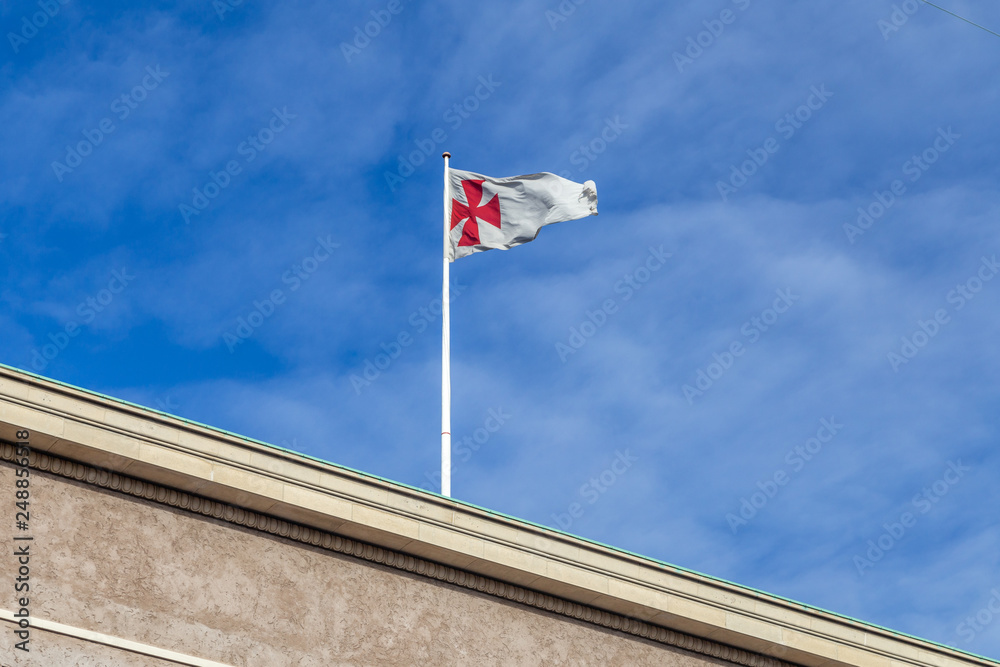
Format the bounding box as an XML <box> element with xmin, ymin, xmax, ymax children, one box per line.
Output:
<box><xmin>442</xmin><ymin>151</ymin><xmax>451</xmax><ymax>159</ymax></box>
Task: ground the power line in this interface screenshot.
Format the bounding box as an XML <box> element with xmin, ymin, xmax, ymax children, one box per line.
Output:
<box><xmin>920</xmin><ymin>0</ymin><xmax>1000</xmax><ymax>39</ymax></box>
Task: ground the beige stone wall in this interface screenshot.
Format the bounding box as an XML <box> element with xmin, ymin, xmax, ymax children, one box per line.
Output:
<box><xmin>0</xmin><ymin>627</ymin><xmax>179</xmax><ymax>667</ymax></box>
<box><xmin>0</xmin><ymin>462</ymin><xmax>734</xmax><ymax>667</ymax></box>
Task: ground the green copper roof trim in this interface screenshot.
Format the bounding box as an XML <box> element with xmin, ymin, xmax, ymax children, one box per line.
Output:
<box><xmin>1</xmin><ymin>362</ymin><xmax>995</xmax><ymax>664</ymax></box>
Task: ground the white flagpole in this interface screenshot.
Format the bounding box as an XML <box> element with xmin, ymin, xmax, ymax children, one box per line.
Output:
<box><xmin>441</xmin><ymin>151</ymin><xmax>452</xmax><ymax>497</ymax></box>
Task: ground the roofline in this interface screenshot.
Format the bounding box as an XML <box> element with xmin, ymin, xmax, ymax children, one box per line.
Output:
<box><xmin>1</xmin><ymin>361</ymin><xmax>995</xmax><ymax>667</ymax></box>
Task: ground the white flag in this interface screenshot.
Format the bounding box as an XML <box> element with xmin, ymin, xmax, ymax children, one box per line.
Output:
<box><xmin>447</xmin><ymin>169</ymin><xmax>598</xmax><ymax>261</ymax></box>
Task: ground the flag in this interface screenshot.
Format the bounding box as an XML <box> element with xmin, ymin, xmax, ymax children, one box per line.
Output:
<box><xmin>447</xmin><ymin>169</ymin><xmax>598</xmax><ymax>261</ymax></box>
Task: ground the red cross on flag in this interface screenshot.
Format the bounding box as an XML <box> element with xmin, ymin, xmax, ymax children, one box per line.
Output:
<box><xmin>447</xmin><ymin>168</ymin><xmax>598</xmax><ymax>261</ymax></box>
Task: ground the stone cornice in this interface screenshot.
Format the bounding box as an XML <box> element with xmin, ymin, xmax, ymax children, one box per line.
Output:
<box><xmin>0</xmin><ymin>441</ymin><xmax>792</xmax><ymax>667</ymax></box>
<box><xmin>1</xmin><ymin>364</ymin><xmax>995</xmax><ymax>667</ymax></box>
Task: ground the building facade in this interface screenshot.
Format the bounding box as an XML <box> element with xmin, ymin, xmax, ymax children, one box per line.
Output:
<box><xmin>0</xmin><ymin>364</ymin><xmax>994</xmax><ymax>667</ymax></box>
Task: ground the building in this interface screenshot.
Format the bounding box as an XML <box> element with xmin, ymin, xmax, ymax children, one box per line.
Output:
<box><xmin>0</xmin><ymin>363</ymin><xmax>994</xmax><ymax>666</ymax></box>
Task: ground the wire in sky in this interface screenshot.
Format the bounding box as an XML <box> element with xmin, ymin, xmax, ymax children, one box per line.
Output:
<box><xmin>920</xmin><ymin>0</ymin><xmax>1000</xmax><ymax>39</ymax></box>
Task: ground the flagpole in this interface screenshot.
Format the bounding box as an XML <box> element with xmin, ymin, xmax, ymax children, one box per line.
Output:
<box><xmin>441</xmin><ymin>151</ymin><xmax>452</xmax><ymax>498</ymax></box>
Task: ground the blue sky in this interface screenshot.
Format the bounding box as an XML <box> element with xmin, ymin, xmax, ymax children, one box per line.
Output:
<box><xmin>3</xmin><ymin>0</ymin><xmax>1000</xmax><ymax>657</ymax></box>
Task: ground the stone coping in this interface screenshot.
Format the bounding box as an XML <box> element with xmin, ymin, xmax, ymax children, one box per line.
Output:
<box><xmin>0</xmin><ymin>364</ymin><xmax>995</xmax><ymax>667</ymax></box>
<box><xmin>0</xmin><ymin>441</ymin><xmax>794</xmax><ymax>667</ymax></box>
